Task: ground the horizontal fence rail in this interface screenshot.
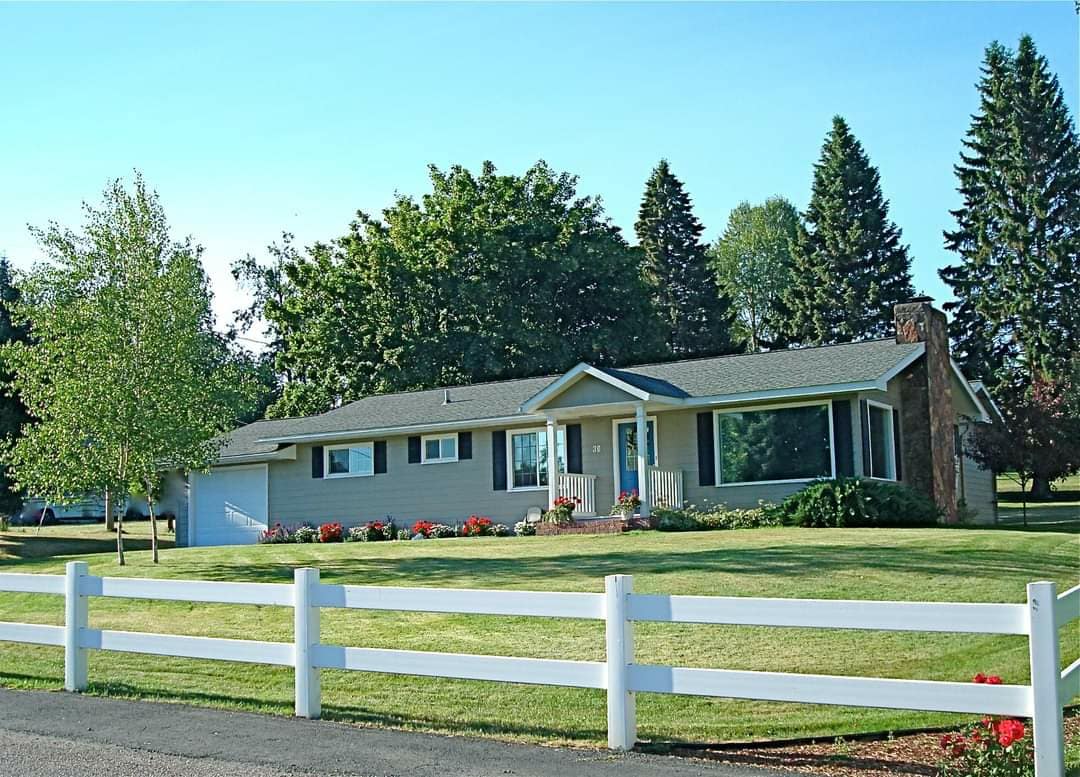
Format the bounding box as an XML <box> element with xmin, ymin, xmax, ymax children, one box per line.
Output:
<box><xmin>0</xmin><ymin>563</ymin><xmax>1075</xmax><ymax>777</ymax></box>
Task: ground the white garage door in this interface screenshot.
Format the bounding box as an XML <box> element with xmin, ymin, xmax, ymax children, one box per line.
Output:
<box><xmin>191</xmin><ymin>465</ymin><xmax>268</xmax><ymax>546</ymax></box>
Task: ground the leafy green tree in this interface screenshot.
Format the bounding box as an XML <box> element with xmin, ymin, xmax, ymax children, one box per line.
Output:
<box><xmin>941</xmin><ymin>36</ymin><xmax>1080</xmax><ymax>388</ymax></box>
<box><xmin>3</xmin><ymin>175</ymin><xmax>255</xmax><ymax>563</ymax></box>
<box><xmin>708</xmin><ymin>197</ymin><xmax>800</xmax><ymax>351</ymax></box>
<box><xmin>263</xmin><ymin>161</ymin><xmax>664</xmax><ymax>416</ymax></box>
<box><xmin>782</xmin><ymin>117</ymin><xmax>915</xmax><ymax>345</ymax></box>
<box><xmin>635</xmin><ymin>160</ymin><xmax>735</xmax><ymax>356</ymax></box>
<box><xmin>0</xmin><ymin>257</ymin><xmax>29</xmax><ymax>516</ymax></box>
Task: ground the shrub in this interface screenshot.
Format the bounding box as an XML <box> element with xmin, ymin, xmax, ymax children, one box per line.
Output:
<box><xmin>491</xmin><ymin>523</ymin><xmax>512</xmax><ymax>537</ymax></box>
<box><xmin>412</xmin><ymin>520</ymin><xmax>435</xmax><ymax>537</ymax></box>
<box><xmin>348</xmin><ymin>521</ymin><xmax>389</xmax><ymax>542</ymax></box>
<box><xmin>514</xmin><ymin>520</ymin><xmax>536</xmax><ymax>537</ymax></box>
<box><xmin>396</xmin><ymin>528</ymin><xmax>411</xmax><ymax>541</ymax></box>
<box><xmin>318</xmin><ymin>522</ymin><xmax>343</xmax><ymax>543</ymax></box>
<box><xmin>939</xmin><ymin>675</ymin><xmax>1032</xmax><ymax>777</ymax></box>
<box><xmin>771</xmin><ymin>477</ymin><xmax>940</xmax><ymax>528</ymax></box>
<box><xmin>428</xmin><ymin>523</ymin><xmax>456</xmax><ymax>539</ymax></box>
<box><xmin>258</xmin><ymin>523</ymin><xmax>292</xmax><ymax>544</ymax></box>
<box><xmin>653</xmin><ymin>508</ymin><xmax>699</xmax><ymax>532</ymax></box>
<box><xmin>652</xmin><ymin>503</ymin><xmax>781</xmax><ymax>532</ymax></box>
<box><xmin>292</xmin><ymin>525</ymin><xmax>319</xmax><ymax>543</ymax></box>
<box><xmin>459</xmin><ymin>515</ymin><xmax>493</xmax><ymax>537</ymax></box>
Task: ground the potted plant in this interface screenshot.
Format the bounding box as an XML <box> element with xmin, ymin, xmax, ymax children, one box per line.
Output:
<box><xmin>543</xmin><ymin>496</ymin><xmax>579</xmax><ymax>525</ymax></box>
<box><xmin>612</xmin><ymin>490</ymin><xmax>641</xmax><ymax>517</ymax></box>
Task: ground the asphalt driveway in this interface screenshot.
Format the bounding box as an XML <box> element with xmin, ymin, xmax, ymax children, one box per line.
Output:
<box><xmin>0</xmin><ymin>688</ymin><xmax>785</xmax><ymax>777</ymax></box>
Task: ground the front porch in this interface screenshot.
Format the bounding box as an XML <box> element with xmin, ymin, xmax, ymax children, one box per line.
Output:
<box><xmin>542</xmin><ymin>404</ymin><xmax>684</xmax><ymax>519</ymax></box>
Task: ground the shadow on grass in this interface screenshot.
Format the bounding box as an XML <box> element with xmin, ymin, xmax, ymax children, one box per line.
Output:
<box><xmin>181</xmin><ymin>542</ymin><xmax>1079</xmax><ymax>591</ymax></box>
<box><xmin>667</xmin><ymin>748</ymin><xmax>935</xmax><ymax>776</ymax></box>
<box><xmin>0</xmin><ymin>531</ymin><xmax>174</xmax><ymax>564</ymax></box>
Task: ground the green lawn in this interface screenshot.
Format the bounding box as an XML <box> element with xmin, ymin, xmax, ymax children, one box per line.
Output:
<box><xmin>0</xmin><ymin>525</ymin><xmax>1077</xmax><ymax>747</ymax></box>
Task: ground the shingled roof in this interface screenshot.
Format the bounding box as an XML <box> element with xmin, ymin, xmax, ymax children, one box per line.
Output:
<box><xmin>218</xmin><ymin>338</ymin><xmax>925</xmax><ymax>459</ymax></box>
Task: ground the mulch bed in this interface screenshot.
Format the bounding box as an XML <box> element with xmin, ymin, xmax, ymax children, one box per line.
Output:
<box><xmin>656</xmin><ymin>714</ymin><xmax>1079</xmax><ymax>777</ymax></box>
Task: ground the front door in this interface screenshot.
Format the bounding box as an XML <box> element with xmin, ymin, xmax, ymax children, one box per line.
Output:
<box><xmin>617</xmin><ymin>421</ymin><xmax>655</xmax><ymax>496</ymax></box>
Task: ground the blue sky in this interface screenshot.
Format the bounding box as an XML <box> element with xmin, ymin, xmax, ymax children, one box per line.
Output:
<box><xmin>1</xmin><ymin>2</ymin><xmax>1077</xmax><ymax>339</ymax></box>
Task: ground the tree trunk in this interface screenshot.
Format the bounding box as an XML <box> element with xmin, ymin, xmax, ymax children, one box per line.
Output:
<box><xmin>1030</xmin><ymin>476</ymin><xmax>1052</xmax><ymax>501</ymax></box>
<box><xmin>116</xmin><ymin>507</ymin><xmax>125</xmax><ymax>566</ymax></box>
<box><xmin>147</xmin><ymin>479</ymin><xmax>159</xmax><ymax>564</ymax></box>
<box><xmin>104</xmin><ymin>489</ymin><xmax>114</xmax><ymax>532</ymax></box>
<box><xmin>36</xmin><ymin>502</ymin><xmax>48</xmax><ymax>535</ymax></box>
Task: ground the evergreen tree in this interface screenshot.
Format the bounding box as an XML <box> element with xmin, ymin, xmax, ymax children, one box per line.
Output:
<box><xmin>782</xmin><ymin>117</ymin><xmax>915</xmax><ymax>345</ymax></box>
<box><xmin>941</xmin><ymin>36</ymin><xmax>1080</xmax><ymax>388</ymax></box>
<box><xmin>635</xmin><ymin>160</ymin><xmax>735</xmax><ymax>356</ymax></box>
<box><xmin>0</xmin><ymin>257</ymin><xmax>29</xmax><ymax>516</ymax></box>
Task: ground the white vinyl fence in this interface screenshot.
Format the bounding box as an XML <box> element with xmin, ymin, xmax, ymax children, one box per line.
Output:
<box><xmin>0</xmin><ymin>563</ymin><xmax>1077</xmax><ymax>777</ymax></box>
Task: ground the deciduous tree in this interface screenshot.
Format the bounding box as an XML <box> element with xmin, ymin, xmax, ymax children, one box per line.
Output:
<box><xmin>3</xmin><ymin>175</ymin><xmax>255</xmax><ymax>563</ymax></box>
<box><xmin>708</xmin><ymin>197</ymin><xmax>800</xmax><ymax>351</ymax></box>
<box><xmin>261</xmin><ymin>161</ymin><xmax>665</xmax><ymax>416</ymax></box>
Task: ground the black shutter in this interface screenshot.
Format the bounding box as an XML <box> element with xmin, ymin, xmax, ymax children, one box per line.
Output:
<box><xmin>491</xmin><ymin>430</ymin><xmax>507</xmax><ymax>491</ymax></box>
<box><xmin>832</xmin><ymin>399</ymin><xmax>854</xmax><ymax>477</ymax></box>
<box><xmin>407</xmin><ymin>436</ymin><xmax>421</xmax><ymax>464</ymax></box>
<box><xmin>458</xmin><ymin>431</ymin><xmax>472</xmax><ymax>460</ymax></box>
<box><xmin>566</xmin><ymin>423</ymin><xmax>583</xmax><ymax>474</ymax></box>
<box><xmin>373</xmin><ymin>441</ymin><xmax>387</xmax><ymax>474</ymax></box>
<box><xmin>860</xmin><ymin>399</ymin><xmax>872</xmax><ymax>477</ymax></box>
<box><xmin>696</xmin><ymin>412</ymin><xmax>715</xmax><ymax>486</ymax></box>
<box><xmin>893</xmin><ymin>412</ymin><xmax>903</xmax><ymax>481</ymax></box>
<box><xmin>311</xmin><ymin>446</ymin><xmax>324</xmax><ymax>479</ymax></box>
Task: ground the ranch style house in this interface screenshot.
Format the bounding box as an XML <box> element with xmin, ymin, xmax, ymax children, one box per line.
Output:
<box><xmin>162</xmin><ymin>300</ymin><xmax>999</xmax><ymax>546</ymax></box>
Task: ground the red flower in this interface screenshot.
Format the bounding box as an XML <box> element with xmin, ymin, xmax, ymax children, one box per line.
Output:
<box><xmin>986</xmin><ymin>675</ymin><xmax>1002</xmax><ymax>685</ymax></box>
<box><xmin>973</xmin><ymin>673</ymin><xmax>987</xmax><ymax>684</ymax></box>
<box><xmin>993</xmin><ymin>719</ymin><xmax>1025</xmax><ymax>748</ymax></box>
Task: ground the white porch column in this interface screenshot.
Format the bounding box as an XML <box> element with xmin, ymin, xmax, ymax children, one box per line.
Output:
<box><xmin>546</xmin><ymin>415</ymin><xmax>559</xmax><ymax>509</ymax></box>
<box><xmin>635</xmin><ymin>403</ymin><xmax>650</xmax><ymax>518</ymax></box>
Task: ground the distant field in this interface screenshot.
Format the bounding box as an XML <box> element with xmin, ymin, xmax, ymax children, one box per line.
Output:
<box><xmin>0</xmin><ymin>524</ymin><xmax>1076</xmax><ymax>747</ymax></box>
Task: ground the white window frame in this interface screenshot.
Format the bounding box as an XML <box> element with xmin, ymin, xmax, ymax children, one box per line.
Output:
<box><xmin>507</xmin><ymin>425</ymin><xmax>566</xmax><ymax>493</ymax></box>
<box><xmin>324</xmin><ymin>442</ymin><xmax>375</xmax><ymax>479</ymax></box>
<box><xmin>713</xmin><ymin>400</ymin><xmax>836</xmax><ymax>487</ymax></box>
<box><xmin>866</xmin><ymin>399</ymin><xmax>898</xmax><ymax>481</ymax></box>
<box><xmin>421</xmin><ymin>433</ymin><xmax>458</xmax><ymax>465</ymax></box>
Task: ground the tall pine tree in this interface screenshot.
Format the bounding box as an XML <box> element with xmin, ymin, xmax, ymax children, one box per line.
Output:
<box><xmin>782</xmin><ymin>117</ymin><xmax>915</xmax><ymax>345</ymax></box>
<box><xmin>635</xmin><ymin>160</ymin><xmax>735</xmax><ymax>357</ymax></box>
<box><xmin>941</xmin><ymin>36</ymin><xmax>1080</xmax><ymax>389</ymax></box>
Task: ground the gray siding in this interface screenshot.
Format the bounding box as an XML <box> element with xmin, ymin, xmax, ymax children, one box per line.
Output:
<box><xmin>958</xmin><ymin>422</ymin><xmax>997</xmax><ymax>524</ymax></box>
<box><xmin>544</xmin><ymin>377</ymin><xmax>637</xmax><ymax>409</ymax></box>
<box><xmin>269</xmin><ymin>423</ymin><xmax>564</xmax><ymax>527</ymax></box>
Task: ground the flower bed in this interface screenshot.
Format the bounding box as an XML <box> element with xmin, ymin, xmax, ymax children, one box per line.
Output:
<box><xmin>535</xmin><ymin>516</ymin><xmax>645</xmax><ymax>536</ymax></box>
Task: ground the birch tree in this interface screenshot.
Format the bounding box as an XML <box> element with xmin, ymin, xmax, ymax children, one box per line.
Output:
<box><xmin>2</xmin><ymin>174</ymin><xmax>254</xmax><ymax>563</ymax></box>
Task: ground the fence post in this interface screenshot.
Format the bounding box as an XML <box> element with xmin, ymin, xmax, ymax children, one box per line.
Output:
<box><xmin>64</xmin><ymin>561</ymin><xmax>88</xmax><ymax>692</ymax></box>
<box><xmin>294</xmin><ymin>567</ymin><xmax>321</xmax><ymax>719</ymax></box>
<box><xmin>605</xmin><ymin>574</ymin><xmax>636</xmax><ymax>751</ymax></box>
<box><xmin>1027</xmin><ymin>581</ymin><xmax>1064</xmax><ymax>777</ymax></box>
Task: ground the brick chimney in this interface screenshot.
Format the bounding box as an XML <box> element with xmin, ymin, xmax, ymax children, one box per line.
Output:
<box><xmin>894</xmin><ymin>298</ymin><xmax>956</xmax><ymax>522</ymax></box>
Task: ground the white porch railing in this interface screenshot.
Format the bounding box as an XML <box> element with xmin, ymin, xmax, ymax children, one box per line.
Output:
<box><xmin>558</xmin><ymin>473</ymin><xmax>597</xmax><ymax>516</ymax></box>
<box><xmin>0</xmin><ymin>564</ymin><xmax>1076</xmax><ymax>776</ymax></box>
<box><xmin>648</xmin><ymin>467</ymin><xmax>684</xmax><ymax>509</ymax></box>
